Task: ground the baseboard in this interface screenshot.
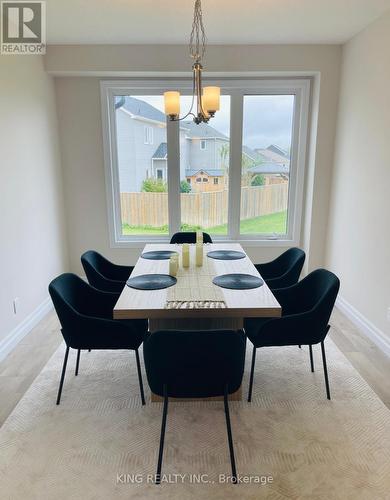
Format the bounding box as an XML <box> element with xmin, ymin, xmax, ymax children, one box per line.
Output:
<box><xmin>336</xmin><ymin>295</ymin><xmax>390</xmax><ymax>358</ymax></box>
<box><xmin>0</xmin><ymin>297</ymin><xmax>53</xmax><ymax>363</ymax></box>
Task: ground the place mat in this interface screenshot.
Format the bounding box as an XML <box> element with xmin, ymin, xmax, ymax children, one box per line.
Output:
<box><xmin>207</xmin><ymin>250</ymin><xmax>246</xmax><ymax>260</ymax></box>
<box><xmin>166</xmin><ymin>247</ymin><xmax>226</xmax><ymax>309</ymax></box>
<box><xmin>141</xmin><ymin>250</ymin><xmax>178</xmax><ymax>260</ymax></box>
<box><xmin>213</xmin><ymin>273</ymin><xmax>264</xmax><ymax>290</ymax></box>
<box><xmin>127</xmin><ymin>274</ymin><xmax>177</xmax><ymax>290</ymax></box>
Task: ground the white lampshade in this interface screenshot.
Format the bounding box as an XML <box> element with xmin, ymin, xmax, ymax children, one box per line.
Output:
<box><xmin>164</xmin><ymin>91</ymin><xmax>180</xmax><ymax>117</ymax></box>
<box><xmin>203</xmin><ymin>86</ymin><xmax>220</xmax><ymax>112</ymax></box>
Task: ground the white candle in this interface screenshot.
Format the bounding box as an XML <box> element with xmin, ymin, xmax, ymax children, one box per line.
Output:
<box><xmin>169</xmin><ymin>255</ymin><xmax>178</xmax><ymax>276</ymax></box>
<box><xmin>182</xmin><ymin>244</ymin><xmax>190</xmax><ymax>268</ymax></box>
<box><xmin>196</xmin><ymin>243</ymin><xmax>203</xmax><ymax>267</ymax></box>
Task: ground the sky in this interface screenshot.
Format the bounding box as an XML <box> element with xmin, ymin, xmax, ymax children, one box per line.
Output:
<box><xmin>131</xmin><ymin>94</ymin><xmax>294</xmax><ymax>152</ymax></box>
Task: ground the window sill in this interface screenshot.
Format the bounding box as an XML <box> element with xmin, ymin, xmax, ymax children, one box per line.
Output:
<box><xmin>110</xmin><ymin>237</ymin><xmax>297</xmax><ymax>249</ymax></box>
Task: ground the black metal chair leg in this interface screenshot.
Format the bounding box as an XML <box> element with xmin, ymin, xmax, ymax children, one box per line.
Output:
<box><xmin>156</xmin><ymin>384</ymin><xmax>168</xmax><ymax>485</ymax></box>
<box><xmin>321</xmin><ymin>341</ymin><xmax>331</xmax><ymax>400</ymax></box>
<box><xmin>75</xmin><ymin>349</ymin><xmax>81</xmax><ymax>376</ymax></box>
<box><xmin>135</xmin><ymin>349</ymin><xmax>146</xmax><ymax>406</ymax></box>
<box><xmin>224</xmin><ymin>385</ymin><xmax>237</xmax><ymax>483</ymax></box>
<box><xmin>309</xmin><ymin>345</ymin><xmax>314</xmax><ymax>372</ymax></box>
<box><xmin>298</xmin><ymin>345</ymin><xmax>302</xmax><ymax>349</ymax></box>
<box><xmin>247</xmin><ymin>346</ymin><xmax>257</xmax><ymax>402</ymax></box>
<box><xmin>56</xmin><ymin>346</ymin><xmax>70</xmax><ymax>405</ymax></box>
<box><xmin>88</xmin><ymin>349</ymin><xmax>91</xmax><ymax>352</ymax></box>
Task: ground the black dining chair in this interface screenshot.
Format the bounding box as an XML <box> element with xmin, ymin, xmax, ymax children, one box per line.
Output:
<box><xmin>49</xmin><ymin>273</ymin><xmax>147</xmax><ymax>406</ymax></box>
<box><xmin>254</xmin><ymin>247</ymin><xmax>305</xmax><ymax>290</ymax></box>
<box><xmin>244</xmin><ymin>269</ymin><xmax>340</xmax><ymax>402</ymax></box>
<box><xmin>81</xmin><ymin>250</ymin><xmax>133</xmax><ymax>293</ymax></box>
<box><xmin>143</xmin><ymin>329</ymin><xmax>246</xmax><ymax>484</ymax></box>
<box><xmin>170</xmin><ymin>231</ymin><xmax>213</xmax><ymax>244</ymax></box>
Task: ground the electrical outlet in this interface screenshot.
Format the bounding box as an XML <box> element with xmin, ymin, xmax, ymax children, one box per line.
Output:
<box><xmin>13</xmin><ymin>297</ymin><xmax>19</xmax><ymax>315</ymax></box>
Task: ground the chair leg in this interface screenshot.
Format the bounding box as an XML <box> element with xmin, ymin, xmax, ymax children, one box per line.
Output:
<box><xmin>135</xmin><ymin>349</ymin><xmax>146</xmax><ymax>406</ymax></box>
<box><xmin>309</xmin><ymin>345</ymin><xmax>314</xmax><ymax>372</ymax></box>
<box><xmin>224</xmin><ymin>385</ymin><xmax>237</xmax><ymax>484</ymax></box>
<box><xmin>248</xmin><ymin>346</ymin><xmax>257</xmax><ymax>403</ymax></box>
<box><xmin>298</xmin><ymin>345</ymin><xmax>302</xmax><ymax>349</ymax></box>
<box><xmin>321</xmin><ymin>341</ymin><xmax>331</xmax><ymax>400</ymax></box>
<box><xmin>156</xmin><ymin>384</ymin><xmax>168</xmax><ymax>485</ymax></box>
<box><xmin>88</xmin><ymin>349</ymin><xmax>91</xmax><ymax>352</ymax></box>
<box><xmin>56</xmin><ymin>346</ymin><xmax>70</xmax><ymax>405</ymax></box>
<box><xmin>75</xmin><ymin>349</ymin><xmax>81</xmax><ymax>376</ymax></box>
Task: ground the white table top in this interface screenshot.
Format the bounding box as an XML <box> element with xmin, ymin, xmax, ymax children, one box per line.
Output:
<box><xmin>113</xmin><ymin>243</ymin><xmax>281</xmax><ymax>320</ymax></box>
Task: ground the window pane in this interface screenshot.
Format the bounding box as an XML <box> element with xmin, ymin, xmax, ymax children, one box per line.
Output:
<box><xmin>115</xmin><ymin>95</ymin><xmax>169</xmax><ymax>236</ymax></box>
<box><xmin>240</xmin><ymin>95</ymin><xmax>294</xmax><ymax>235</ymax></box>
<box><xmin>179</xmin><ymin>95</ymin><xmax>230</xmax><ymax>235</ymax></box>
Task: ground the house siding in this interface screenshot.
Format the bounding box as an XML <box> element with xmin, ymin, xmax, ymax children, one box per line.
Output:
<box><xmin>116</xmin><ymin>110</ymin><xmax>167</xmax><ymax>191</ymax></box>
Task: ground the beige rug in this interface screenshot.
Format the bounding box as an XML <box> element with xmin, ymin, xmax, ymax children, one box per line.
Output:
<box><xmin>1</xmin><ymin>333</ymin><xmax>390</xmax><ymax>500</ymax></box>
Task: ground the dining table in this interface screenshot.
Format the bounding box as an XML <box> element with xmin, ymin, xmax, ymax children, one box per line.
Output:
<box><xmin>113</xmin><ymin>242</ymin><xmax>282</xmax><ymax>401</ymax></box>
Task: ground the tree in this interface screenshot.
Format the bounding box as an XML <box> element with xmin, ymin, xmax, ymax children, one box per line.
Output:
<box><xmin>251</xmin><ymin>174</ymin><xmax>265</xmax><ymax>187</ymax></box>
<box><xmin>219</xmin><ymin>143</ymin><xmax>230</xmax><ymax>174</ymax></box>
<box><xmin>180</xmin><ymin>180</ymin><xmax>191</xmax><ymax>193</ymax></box>
<box><xmin>141</xmin><ymin>178</ymin><xmax>167</xmax><ymax>192</ymax></box>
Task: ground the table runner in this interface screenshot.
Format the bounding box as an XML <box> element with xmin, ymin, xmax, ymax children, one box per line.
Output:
<box><xmin>166</xmin><ymin>246</ymin><xmax>226</xmax><ymax>309</ymax></box>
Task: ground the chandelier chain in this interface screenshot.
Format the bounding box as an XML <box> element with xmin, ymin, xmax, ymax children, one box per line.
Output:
<box><xmin>189</xmin><ymin>0</ymin><xmax>206</xmax><ymax>62</ymax></box>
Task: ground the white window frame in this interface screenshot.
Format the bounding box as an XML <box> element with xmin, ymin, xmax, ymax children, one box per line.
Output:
<box><xmin>101</xmin><ymin>78</ymin><xmax>310</xmax><ymax>248</ymax></box>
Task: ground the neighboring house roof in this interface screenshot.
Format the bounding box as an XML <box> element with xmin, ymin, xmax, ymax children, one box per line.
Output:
<box><xmin>267</xmin><ymin>144</ymin><xmax>289</xmax><ymax>158</ymax></box>
<box><xmin>242</xmin><ymin>145</ymin><xmax>264</xmax><ymax>163</ymax></box>
<box><xmin>181</xmin><ymin>120</ymin><xmax>228</xmax><ymax>140</ymax></box>
<box><xmin>248</xmin><ymin>162</ymin><xmax>289</xmax><ymax>175</ymax></box>
<box><xmin>185</xmin><ymin>168</ymin><xmax>224</xmax><ymax>177</ymax></box>
<box><xmin>152</xmin><ymin>142</ymin><xmax>167</xmax><ymax>159</ymax></box>
<box><xmin>254</xmin><ymin>147</ymin><xmax>290</xmax><ymax>165</ymax></box>
<box><xmin>117</xmin><ymin>96</ymin><xmax>166</xmax><ymax>123</ymax></box>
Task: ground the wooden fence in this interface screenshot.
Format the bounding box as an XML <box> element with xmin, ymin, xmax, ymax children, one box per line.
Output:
<box><xmin>120</xmin><ymin>183</ymin><xmax>288</xmax><ymax>228</ymax></box>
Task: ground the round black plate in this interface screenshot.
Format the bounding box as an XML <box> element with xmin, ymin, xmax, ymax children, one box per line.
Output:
<box><xmin>213</xmin><ymin>273</ymin><xmax>263</xmax><ymax>290</ymax></box>
<box><xmin>141</xmin><ymin>250</ymin><xmax>178</xmax><ymax>260</ymax></box>
<box><xmin>126</xmin><ymin>274</ymin><xmax>177</xmax><ymax>290</ymax></box>
<box><xmin>207</xmin><ymin>250</ymin><xmax>246</xmax><ymax>260</ymax></box>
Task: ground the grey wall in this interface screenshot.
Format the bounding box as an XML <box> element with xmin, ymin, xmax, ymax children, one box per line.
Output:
<box><xmin>326</xmin><ymin>11</ymin><xmax>390</xmax><ymax>340</ymax></box>
<box><xmin>0</xmin><ymin>55</ymin><xmax>68</xmax><ymax>348</ymax></box>
<box><xmin>50</xmin><ymin>43</ymin><xmax>342</xmax><ymax>274</ymax></box>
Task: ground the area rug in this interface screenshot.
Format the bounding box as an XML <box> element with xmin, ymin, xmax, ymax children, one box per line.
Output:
<box><xmin>1</xmin><ymin>334</ymin><xmax>390</xmax><ymax>500</ymax></box>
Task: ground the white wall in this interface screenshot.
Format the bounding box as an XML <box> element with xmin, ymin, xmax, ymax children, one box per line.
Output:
<box><xmin>50</xmin><ymin>44</ymin><xmax>341</xmax><ymax>274</ymax></box>
<box><xmin>326</xmin><ymin>11</ymin><xmax>390</xmax><ymax>340</ymax></box>
<box><xmin>0</xmin><ymin>55</ymin><xmax>68</xmax><ymax>351</ymax></box>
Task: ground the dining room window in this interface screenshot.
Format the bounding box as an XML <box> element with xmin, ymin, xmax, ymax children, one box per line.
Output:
<box><xmin>101</xmin><ymin>78</ymin><xmax>310</xmax><ymax>245</ymax></box>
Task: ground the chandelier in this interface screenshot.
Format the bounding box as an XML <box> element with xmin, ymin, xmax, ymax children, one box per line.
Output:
<box><xmin>164</xmin><ymin>0</ymin><xmax>220</xmax><ymax>125</ymax></box>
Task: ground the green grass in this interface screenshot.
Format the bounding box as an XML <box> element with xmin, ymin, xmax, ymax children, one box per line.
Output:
<box><xmin>240</xmin><ymin>210</ymin><xmax>287</xmax><ymax>234</ymax></box>
<box><xmin>122</xmin><ymin>211</ymin><xmax>287</xmax><ymax>236</ymax></box>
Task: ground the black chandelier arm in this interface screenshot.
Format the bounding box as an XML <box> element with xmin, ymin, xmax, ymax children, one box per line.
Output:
<box><xmin>177</xmin><ymin>112</ymin><xmax>197</xmax><ymax>122</ymax></box>
<box><xmin>169</xmin><ymin>66</ymin><xmax>197</xmax><ymax>122</ymax></box>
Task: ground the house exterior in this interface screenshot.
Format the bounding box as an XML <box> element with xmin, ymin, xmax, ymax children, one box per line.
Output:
<box><xmin>247</xmin><ymin>162</ymin><xmax>289</xmax><ymax>185</ymax></box>
<box><xmin>254</xmin><ymin>144</ymin><xmax>290</xmax><ymax>167</ymax></box>
<box><xmin>115</xmin><ymin>96</ymin><xmax>288</xmax><ymax>192</ymax></box>
<box><xmin>185</xmin><ymin>169</ymin><xmax>225</xmax><ymax>192</ymax></box>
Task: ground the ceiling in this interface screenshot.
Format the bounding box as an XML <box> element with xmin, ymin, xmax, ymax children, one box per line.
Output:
<box><xmin>46</xmin><ymin>0</ymin><xmax>390</xmax><ymax>45</ymax></box>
